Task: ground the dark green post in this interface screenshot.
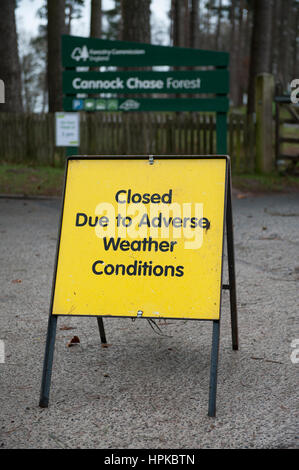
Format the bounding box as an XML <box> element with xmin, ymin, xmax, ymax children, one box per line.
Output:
<box><xmin>66</xmin><ymin>146</ymin><xmax>78</xmax><ymax>157</ymax></box>
<box><xmin>216</xmin><ymin>111</ymin><xmax>227</xmax><ymax>154</ymax></box>
<box><xmin>216</xmin><ymin>64</ymin><xmax>228</xmax><ymax>155</ymax></box>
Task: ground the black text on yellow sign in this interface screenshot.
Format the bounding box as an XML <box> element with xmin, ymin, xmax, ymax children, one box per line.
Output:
<box><xmin>52</xmin><ymin>157</ymin><xmax>228</xmax><ymax>320</ymax></box>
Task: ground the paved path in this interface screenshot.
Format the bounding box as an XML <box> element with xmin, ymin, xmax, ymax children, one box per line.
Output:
<box><xmin>0</xmin><ymin>194</ymin><xmax>298</xmax><ymax>448</ymax></box>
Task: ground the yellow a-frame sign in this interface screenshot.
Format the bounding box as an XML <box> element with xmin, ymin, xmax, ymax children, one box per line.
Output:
<box><xmin>40</xmin><ymin>156</ymin><xmax>238</xmax><ymax>417</ymax></box>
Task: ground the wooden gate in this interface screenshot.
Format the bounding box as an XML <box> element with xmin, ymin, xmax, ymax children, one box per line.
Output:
<box><xmin>274</xmin><ymin>85</ymin><xmax>299</xmax><ymax>172</ymax></box>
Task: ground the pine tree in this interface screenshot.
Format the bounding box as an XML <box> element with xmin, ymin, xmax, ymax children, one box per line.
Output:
<box><xmin>47</xmin><ymin>0</ymin><xmax>65</xmax><ymax>112</ymax></box>
<box><xmin>0</xmin><ymin>0</ymin><xmax>23</xmax><ymax>112</ymax></box>
<box><xmin>247</xmin><ymin>0</ymin><xmax>273</xmax><ymax>114</ymax></box>
<box><xmin>90</xmin><ymin>0</ymin><xmax>102</xmax><ymax>38</ymax></box>
<box><xmin>121</xmin><ymin>0</ymin><xmax>151</xmax><ymax>43</ymax></box>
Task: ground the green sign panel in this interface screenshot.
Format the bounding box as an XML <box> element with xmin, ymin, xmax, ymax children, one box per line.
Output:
<box><xmin>62</xmin><ymin>35</ymin><xmax>229</xmax><ymax>68</ymax></box>
<box><xmin>63</xmin><ymin>70</ymin><xmax>229</xmax><ymax>95</ymax></box>
<box><xmin>63</xmin><ymin>97</ymin><xmax>229</xmax><ymax>113</ymax></box>
<box><xmin>61</xmin><ymin>35</ymin><xmax>230</xmax><ymax>155</ymax></box>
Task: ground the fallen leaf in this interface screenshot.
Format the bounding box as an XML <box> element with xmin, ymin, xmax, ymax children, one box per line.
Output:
<box><xmin>60</xmin><ymin>325</ymin><xmax>76</xmax><ymax>331</ymax></box>
<box><xmin>11</xmin><ymin>279</ymin><xmax>22</xmax><ymax>284</ymax></box>
<box><xmin>207</xmin><ymin>424</ymin><xmax>215</xmax><ymax>432</ymax></box>
<box><xmin>101</xmin><ymin>343</ymin><xmax>112</xmax><ymax>348</ymax></box>
<box><xmin>67</xmin><ymin>335</ymin><xmax>80</xmax><ymax>347</ymax></box>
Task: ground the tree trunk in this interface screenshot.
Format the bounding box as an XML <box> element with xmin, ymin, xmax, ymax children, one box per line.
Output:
<box><xmin>184</xmin><ymin>0</ymin><xmax>190</xmax><ymax>48</ymax></box>
<box><xmin>205</xmin><ymin>0</ymin><xmax>212</xmax><ymax>49</ymax></box>
<box><xmin>270</xmin><ymin>0</ymin><xmax>280</xmax><ymax>77</ymax></box>
<box><xmin>121</xmin><ymin>0</ymin><xmax>151</xmax><ymax>151</ymax></box>
<box><xmin>292</xmin><ymin>2</ymin><xmax>299</xmax><ymax>79</ymax></box>
<box><xmin>47</xmin><ymin>0</ymin><xmax>65</xmax><ymax>112</ymax></box>
<box><xmin>215</xmin><ymin>0</ymin><xmax>223</xmax><ymax>51</ymax></box>
<box><xmin>277</xmin><ymin>0</ymin><xmax>292</xmax><ymax>91</ymax></box>
<box><xmin>236</xmin><ymin>0</ymin><xmax>244</xmax><ymax>106</ymax></box>
<box><xmin>121</xmin><ymin>0</ymin><xmax>151</xmax><ymax>43</ymax></box>
<box><xmin>229</xmin><ymin>0</ymin><xmax>238</xmax><ymax>106</ymax></box>
<box><xmin>190</xmin><ymin>0</ymin><xmax>200</xmax><ymax>49</ymax></box>
<box><xmin>90</xmin><ymin>0</ymin><xmax>102</xmax><ymax>38</ymax></box>
<box><xmin>247</xmin><ymin>0</ymin><xmax>273</xmax><ymax>115</ymax></box>
<box><xmin>171</xmin><ymin>0</ymin><xmax>185</xmax><ymax>47</ymax></box>
<box><xmin>0</xmin><ymin>0</ymin><xmax>23</xmax><ymax>112</ymax></box>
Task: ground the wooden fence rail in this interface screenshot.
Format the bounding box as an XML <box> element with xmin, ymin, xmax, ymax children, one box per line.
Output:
<box><xmin>0</xmin><ymin>112</ymin><xmax>254</xmax><ymax>171</ymax></box>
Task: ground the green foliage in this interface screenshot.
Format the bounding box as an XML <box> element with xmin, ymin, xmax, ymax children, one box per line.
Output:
<box><xmin>0</xmin><ymin>164</ymin><xmax>64</xmax><ymax>197</ymax></box>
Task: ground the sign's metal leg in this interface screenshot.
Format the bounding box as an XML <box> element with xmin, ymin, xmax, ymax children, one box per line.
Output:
<box><xmin>97</xmin><ymin>317</ymin><xmax>107</xmax><ymax>344</ymax></box>
<box><xmin>39</xmin><ymin>315</ymin><xmax>58</xmax><ymax>408</ymax></box>
<box><xmin>226</xmin><ymin>170</ymin><xmax>239</xmax><ymax>351</ymax></box>
<box><xmin>208</xmin><ymin>320</ymin><xmax>220</xmax><ymax>417</ymax></box>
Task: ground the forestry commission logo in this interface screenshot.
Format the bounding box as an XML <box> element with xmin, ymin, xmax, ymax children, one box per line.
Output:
<box><xmin>0</xmin><ymin>79</ymin><xmax>5</xmax><ymax>104</ymax></box>
<box><xmin>70</xmin><ymin>46</ymin><xmax>146</xmax><ymax>64</ymax></box>
<box><xmin>71</xmin><ymin>45</ymin><xmax>110</xmax><ymax>63</ymax></box>
<box><xmin>71</xmin><ymin>45</ymin><xmax>89</xmax><ymax>62</ymax></box>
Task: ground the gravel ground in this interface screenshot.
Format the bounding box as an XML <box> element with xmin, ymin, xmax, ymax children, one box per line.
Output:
<box><xmin>0</xmin><ymin>193</ymin><xmax>298</xmax><ymax>449</ymax></box>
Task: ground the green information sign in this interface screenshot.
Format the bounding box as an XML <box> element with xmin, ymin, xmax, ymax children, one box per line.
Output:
<box><xmin>63</xmin><ymin>97</ymin><xmax>229</xmax><ymax>113</ymax></box>
<box><xmin>63</xmin><ymin>70</ymin><xmax>229</xmax><ymax>95</ymax></box>
<box><xmin>62</xmin><ymin>35</ymin><xmax>229</xmax><ymax>68</ymax></box>
<box><xmin>61</xmin><ymin>35</ymin><xmax>230</xmax><ymax>155</ymax></box>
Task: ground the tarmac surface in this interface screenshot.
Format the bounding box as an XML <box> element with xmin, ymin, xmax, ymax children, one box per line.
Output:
<box><xmin>0</xmin><ymin>192</ymin><xmax>298</xmax><ymax>449</ymax></box>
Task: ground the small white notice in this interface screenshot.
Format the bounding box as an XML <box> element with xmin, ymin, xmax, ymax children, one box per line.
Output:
<box><xmin>55</xmin><ymin>112</ymin><xmax>80</xmax><ymax>147</ymax></box>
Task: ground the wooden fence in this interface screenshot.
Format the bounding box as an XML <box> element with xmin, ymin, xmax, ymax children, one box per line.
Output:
<box><xmin>274</xmin><ymin>95</ymin><xmax>299</xmax><ymax>168</ymax></box>
<box><xmin>0</xmin><ymin>112</ymin><xmax>255</xmax><ymax>171</ymax></box>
